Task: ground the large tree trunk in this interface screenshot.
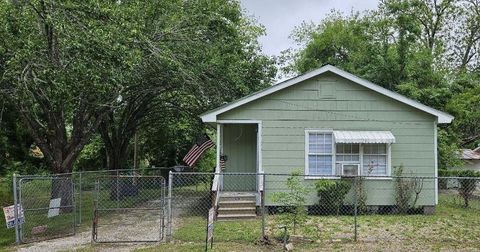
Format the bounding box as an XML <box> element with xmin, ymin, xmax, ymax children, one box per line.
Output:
<box><xmin>100</xmin><ymin>120</ymin><xmax>134</xmax><ymax>202</ymax></box>
<box><xmin>50</xmin><ymin>162</ymin><xmax>74</xmax><ymax>212</ymax></box>
<box><xmin>51</xmin><ymin>176</ymin><xmax>74</xmax><ymax>213</ymax></box>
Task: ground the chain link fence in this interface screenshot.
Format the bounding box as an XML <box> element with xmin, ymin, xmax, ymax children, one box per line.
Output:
<box><xmin>10</xmin><ymin>166</ymin><xmax>177</xmax><ymax>244</ymax></box>
<box><xmin>93</xmin><ymin>175</ymin><xmax>166</xmax><ymax>242</ymax></box>
<box><xmin>14</xmin><ymin>175</ymin><xmax>76</xmax><ymax>243</ymax></box>
<box><xmin>167</xmin><ymin>172</ymin><xmax>480</xmax><ymax>249</ymax></box>
<box><xmin>7</xmin><ymin>170</ymin><xmax>480</xmax><ymax>247</ymax></box>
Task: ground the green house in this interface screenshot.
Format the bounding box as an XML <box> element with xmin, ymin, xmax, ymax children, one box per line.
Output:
<box><xmin>201</xmin><ymin>65</ymin><xmax>453</xmax><ymax>211</ymax></box>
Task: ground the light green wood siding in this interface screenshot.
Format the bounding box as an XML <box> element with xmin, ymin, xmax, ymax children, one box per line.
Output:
<box><xmin>218</xmin><ymin>72</ymin><xmax>436</xmax><ymax>206</ymax></box>
<box><xmin>222</xmin><ymin>124</ymin><xmax>257</xmax><ymax>191</ymax></box>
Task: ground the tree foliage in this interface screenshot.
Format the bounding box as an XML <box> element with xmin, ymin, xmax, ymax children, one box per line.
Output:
<box><xmin>0</xmin><ymin>0</ymin><xmax>144</xmax><ymax>173</ymax></box>
<box><xmin>0</xmin><ymin>0</ymin><xmax>275</xmax><ymax>173</ymax></box>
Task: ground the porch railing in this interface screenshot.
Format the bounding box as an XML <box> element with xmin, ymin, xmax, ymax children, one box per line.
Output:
<box><xmin>212</xmin><ymin>173</ymin><xmax>222</xmax><ymax>211</ymax></box>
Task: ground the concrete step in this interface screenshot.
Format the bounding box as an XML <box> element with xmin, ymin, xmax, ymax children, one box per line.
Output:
<box><xmin>217</xmin><ymin>207</ymin><xmax>256</xmax><ymax>215</ymax></box>
<box><xmin>218</xmin><ymin>200</ymin><xmax>256</xmax><ymax>208</ymax></box>
<box><xmin>216</xmin><ymin>213</ymin><xmax>257</xmax><ymax>220</ymax></box>
<box><xmin>219</xmin><ymin>192</ymin><xmax>256</xmax><ymax>202</ymax></box>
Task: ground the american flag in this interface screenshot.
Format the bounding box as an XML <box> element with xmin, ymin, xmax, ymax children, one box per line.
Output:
<box><xmin>183</xmin><ymin>134</ymin><xmax>215</xmax><ymax>167</ymax></box>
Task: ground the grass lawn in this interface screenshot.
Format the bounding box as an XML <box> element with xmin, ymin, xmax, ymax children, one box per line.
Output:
<box><xmin>142</xmin><ymin>193</ymin><xmax>480</xmax><ymax>251</ymax></box>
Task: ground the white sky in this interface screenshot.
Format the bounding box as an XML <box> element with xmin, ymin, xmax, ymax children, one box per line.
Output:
<box><xmin>240</xmin><ymin>0</ymin><xmax>379</xmax><ymax>57</ymax></box>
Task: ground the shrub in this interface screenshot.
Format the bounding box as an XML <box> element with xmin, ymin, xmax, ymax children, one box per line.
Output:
<box><xmin>315</xmin><ymin>179</ymin><xmax>352</xmax><ymax>215</ymax></box>
<box><xmin>394</xmin><ymin>164</ymin><xmax>423</xmax><ymax>213</ymax></box>
<box><xmin>270</xmin><ymin>171</ymin><xmax>312</xmax><ymax>235</ymax></box>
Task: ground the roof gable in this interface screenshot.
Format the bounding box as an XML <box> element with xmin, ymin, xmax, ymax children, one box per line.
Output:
<box><xmin>201</xmin><ymin>65</ymin><xmax>454</xmax><ymax>124</ymax></box>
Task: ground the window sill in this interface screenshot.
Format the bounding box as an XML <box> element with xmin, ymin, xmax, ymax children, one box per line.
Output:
<box><xmin>364</xmin><ymin>176</ymin><xmax>392</xmax><ymax>180</ymax></box>
<box><xmin>304</xmin><ymin>176</ymin><xmax>340</xmax><ymax>180</ymax></box>
<box><xmin>303</xmin><ymin>176</ymin><xmax>392</xmax><ymax>180</ymax></box>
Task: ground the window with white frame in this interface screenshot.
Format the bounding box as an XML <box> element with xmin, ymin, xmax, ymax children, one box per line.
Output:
<box><xmin>362</xmin><ymin>144</ymin><xmax>388</xmax><ymax>176</ymax></box>
<box><xmin>335</xmin><ymin>143</ymin><xmax>360</xmax><ymax>175</ymax></box>
<box><xmin>336</xmin><ymin>143</ymin><xmax>360</xmax><ymax>162</ymax></box>
<box><xmin>306</xmin><ymin>132</ymin><xmax>333</xmax><ymax>175</ymax></box>
<box><xmin>306</xmin><ymin>131</ymin><xmax>391</xmax><ymax>177</ymax></box>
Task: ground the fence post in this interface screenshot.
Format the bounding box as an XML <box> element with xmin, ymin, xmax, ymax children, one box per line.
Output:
<box><xmin>116</xmin><ymin>170</ymin><xmax>120</xmax><ymax>209</ymax></box>
<box><xmin>261</xmin><ymin>173</ymin><xmax>266</xmax><ymax>239</ymax></box>
<box><xmin>78</xmin><ymin>172</ymin><xmax>82</xmax><ymax>226</ymax></box>
<box><xmin>92</xmin><ymin>180</ymin><xmax>99</xmax><ymax>242</ymax></box>
<box><xmin>354</xmin><ymin>176</ymin><xmax>358</xmax><ymax>242</ymax></box>
<box><xmin>166</xmin><ymin>171</ymin><xmax>173</xmax><ymax>242</ymax></box>
<box><xmin>12</xmin><ymin>174</ymin><xmax>20</xmax><ymax>244</ymax></box>
<box><xmin>161</xmin><ymin>178</ymin><xmax>166</xmax><ymax>241</ymax></box>
<box><xmin>71</xmin><ymin>175</ymin><xmax>76</xmax><ymax>234</ymax></box>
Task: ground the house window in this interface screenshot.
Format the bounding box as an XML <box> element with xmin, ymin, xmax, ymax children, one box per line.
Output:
<box><xmin>306</xmin><ymin>131</ymin><xmax>392</xmax><ymax>177</ymax></box>
<box><xmin>336</xmin><ymin>143</ymin><xmax>360</xmax><ymax>175</ymax></box>
<box><xmin>306</xmin><ymin>132</ymin><xmax>333</xmax><ymax>175</ymax></box>
<box><xmin>363</xmin><ymin>144</ymin><xmax>388</xmax><ymax>176</ymax></box>
<box><xmin>336</xmin><ymin>143</ymin><xmax>360</xmax><ymax>162</ymax></box>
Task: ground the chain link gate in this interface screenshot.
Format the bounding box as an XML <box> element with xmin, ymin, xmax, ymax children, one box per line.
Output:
<box><xmin>14</xmin><ymin>175</ymin><xmax>76</xmax><ymax>243</ymax></box>
<box><xmin>92</xmin><ymin>175</ymin><xmax>166</xmax><ymax>243</ymax></box>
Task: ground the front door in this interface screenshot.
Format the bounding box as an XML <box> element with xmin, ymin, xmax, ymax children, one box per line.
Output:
<box><xmin>222</xmin><ymin>124</ymin><xmax>257</xmax><ymax>191</ymax></box>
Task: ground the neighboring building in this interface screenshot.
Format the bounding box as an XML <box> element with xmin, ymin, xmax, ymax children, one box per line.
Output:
<box><xmin>201</xmin><ymin>65</ymin><xmax>453</xmax><ymax>212</ymax></box>
<box><xmin>460</xmin><ymin>147</ymin><xmax>480</xmax><ymax>171</ymax></box>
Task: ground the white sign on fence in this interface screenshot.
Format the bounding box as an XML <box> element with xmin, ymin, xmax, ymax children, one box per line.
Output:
<box><xmin>3</xmin><ymin>204</ymin><xmax>25</xmax><ymax>229</ymax></box>
<box><xmin>48</xmin><ymin>198</ymin><xmax>61</xmax><ymax>218</ymax></box>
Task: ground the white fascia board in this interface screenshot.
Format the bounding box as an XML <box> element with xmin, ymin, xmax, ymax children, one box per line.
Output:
<box><xmin>200</xmin><ymin>65</ymin><xmax>454</xmax><ymax>124</ymax></box>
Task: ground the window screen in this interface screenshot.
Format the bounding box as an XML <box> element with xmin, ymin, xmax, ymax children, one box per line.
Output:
<box><xmin>307</xmin><ymin>132</ymin><xmax>333</xmax><ymax>175</ymax></box>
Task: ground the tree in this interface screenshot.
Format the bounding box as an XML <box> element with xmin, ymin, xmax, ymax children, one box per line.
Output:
<box><xmin>451</xmin><ymin>0</ymin><xmax>480</xmax><ymax>70</ymax></box>
<box><xmin>446</xmin><ymin>84</ymin><xmax>480</xmax><ymax>147</ymax></box>
<box><xmin>270</xmin><ymin>171</ymin><xmax>312</xmax><ymax>235</ymax></box>
<box><xmin>0</xmin><ymin>1</ymin><xmax>145</xmax><ymax>206</ymax></box>
<box><xmin>98</xmin><ymin>0</ymin><xmax>276</xmax><ymax>170</ymax></box>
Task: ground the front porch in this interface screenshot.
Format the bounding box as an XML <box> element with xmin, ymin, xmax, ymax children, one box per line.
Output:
<box><xmin>212</xmin><ymin>121</ymin><xmax>263</xmax><ymax>220</ymax></box>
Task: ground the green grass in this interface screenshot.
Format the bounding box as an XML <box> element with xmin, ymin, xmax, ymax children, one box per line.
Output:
<box><xmin>173</xmin><ymin>217</ymin><xmax>261</xmax><ymax>243</ymax></box>
<box><xmin>136</xmin><ymin>242</ymin><xmax>277</xmax><ymax>252</ymax></box>
<box><xmin>147</xmin><ymin>193</ymin><xmax>480</xmax><ymax>251</ymax></box>
<box><xmin>0</xmin><ymin>225</ymin><xmax>14</xmax><ymax>248</ymax></box>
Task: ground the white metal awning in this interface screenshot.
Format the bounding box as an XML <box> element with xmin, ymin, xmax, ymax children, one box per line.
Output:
<box><xmin>333</xmin><ymin>131</ymin><xmax>395</xmax><ymax>144</ymax></box>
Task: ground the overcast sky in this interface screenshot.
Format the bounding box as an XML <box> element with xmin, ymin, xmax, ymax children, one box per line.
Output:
<box><xmin>240</xmin><ymin>0</ymin><xmax>379</xmax><ymax>57</ymax></box>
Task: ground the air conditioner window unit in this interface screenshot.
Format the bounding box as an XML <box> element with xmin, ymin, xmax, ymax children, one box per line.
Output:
<box><xmin>342</xmin><ymin>164</ymin><xmax>359</xmax><ymax>176</ymax></box>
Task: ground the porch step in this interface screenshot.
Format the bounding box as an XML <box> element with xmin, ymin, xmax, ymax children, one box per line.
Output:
<box><xmin>217</xmin><ymin>192</ymin><xmax>257</xmax><ymax>220</ymax></box>
<box><xmin>219</xmin><ymin>192</ymin><xmax>256</xmax><ymax>202</ymax></box>
<box><xmin>216</xmin><ymin>213</ymin><xmax>257</xmax><ymax>220</ymax></box>
<box><xmin>217</xmin><ymin>207</ymin><xmax>256</xmax><ymax>215</ymax></box>
<box><xmin>218</xmin><ymin>200</ymin><xmax>256</xmax><ymax>208</ymax></box>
